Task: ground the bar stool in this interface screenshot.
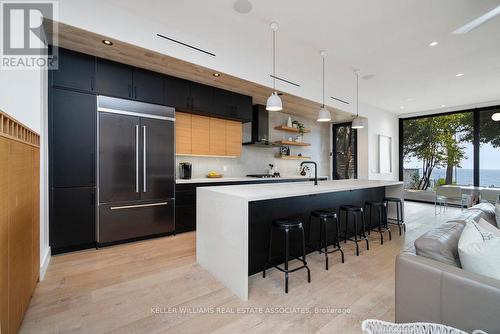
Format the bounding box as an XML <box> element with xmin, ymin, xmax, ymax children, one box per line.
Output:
<box><xmin>364</xmin><ymin>201</ymin><xmax>392</xmax><ymax>245</ymax></box>
<box><xmin>384</xmin><ymin>197</ymin><xmax>406</xmax><ymax>235</ymax></box>
<box><xmin>339</xmin><ymin>205</ymin><xmax>369</xmax><ymax>256</ymax></box>
<box><xmin>263</xmin><ymin>217</ymin><xmax>311</xmax><ymax>293</ymax></box>
<box><xmin>309</xmin><ymin>210</ymin><xmax>344</xmax><ymax>270</ymax></box>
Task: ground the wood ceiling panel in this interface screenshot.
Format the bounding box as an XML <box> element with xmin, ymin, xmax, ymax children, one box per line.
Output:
<box><xmin>45</xmin><ymin>20</ymin><xmax>353</xmax><ymax>122</ymax></box>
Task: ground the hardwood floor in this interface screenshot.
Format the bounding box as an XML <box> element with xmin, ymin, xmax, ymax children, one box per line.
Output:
<box><xmin>20</xmin><ymin>202</ymin><xmax>461</xmax><ymax>334</ymax></box>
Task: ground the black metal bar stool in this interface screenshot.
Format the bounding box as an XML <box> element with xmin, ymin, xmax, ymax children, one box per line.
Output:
<box><xmin>339</xmin><ymin>205</ymin><xmax>369</xmax><ymax>256</ymax></box>
<box><xmin>364</xmin><ymin>201</ymin><xmax>392</xmax><ymax>245</ymax></box>
<box><xmin>309</xmin><ymin>210</ymin><xmax>344</xmax><ymax>270</ymax></box>
<box><xmin>384</xmin><ymin>197</ymin><xmax>406</xmax><ymax>235</ymax></box>
<box><xmin>263</xmin><ymin>217</ymin><xmax>311</xmax><ymax>293</ymax></box>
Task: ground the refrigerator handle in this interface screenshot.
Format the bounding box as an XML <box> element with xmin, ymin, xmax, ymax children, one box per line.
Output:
<box><xmin>143</xmin><ymin>125</ymin><xmax>147</xmax><ymax>193</ymax></box>
<box><xmin>135</xmin><ymin>124</ymin><xmax>139</xmax><ymax>193</ymax></box>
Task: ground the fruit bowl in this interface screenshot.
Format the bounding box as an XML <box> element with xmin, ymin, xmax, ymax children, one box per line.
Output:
<box><xmin>206</xmin><ymin>172</ymin><xmax>223</xmax><ymax>178</ymax></box>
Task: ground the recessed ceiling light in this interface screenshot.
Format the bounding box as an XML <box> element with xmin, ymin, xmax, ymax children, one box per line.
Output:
<box><xmin>233</xmin><ymin>0</ymin><xmax>252</xmax><ymax>14</ymax></box>
<box><xmin>456</xmin><ymin>73</ymin><xmax>464</xmax><ymax>77</ymax></box>
<box><xmin>400</xmin><ymin>106</ymin><xmax>405</xmax><ymax>110</ymax></box>
<box><xmin>102</xmin><ymin>39</ymin><xmax>113</xmax><ymax>46</ymax></box>
<box><xmin>492</xmin><ymin>112</ymin><xmax>500</xmax><ymax>121</ymax></box>
<box><xmin>429</xmin><ymin>41</ymin><xmax>439</xmax><ymax>47</ymax></box>
<box><xmin>441</xmin><ymin>104</ymin><xmax>446</xmax><ymax>108</ymax></box>
<box><xmin>213</xmin><ymin>73</ymin><xmax>221</xmax><ymax>77</ymax></box>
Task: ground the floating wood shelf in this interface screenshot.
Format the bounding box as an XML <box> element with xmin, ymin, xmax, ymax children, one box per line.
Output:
<box><xmin>274</xmin><ymin>140</ymin><xmax>311</xmax><ymax>147</ymax></box>
<box><xmin>274</xmin><ymin>125</ymin><xmax>311</xmax><ymax>133</ymax></box>
<box><xmin>277</xmin><ymin>155</ymin><xmax>311</xmax><ymax>160</ymax></box>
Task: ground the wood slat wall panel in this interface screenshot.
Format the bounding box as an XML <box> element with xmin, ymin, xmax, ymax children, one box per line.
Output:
<box><xmin>0</xmin><ymin>112</ymin><xmax>40</xmax><ymax>334</ymax></box>
<box><xmin>0</xmin><ymin>137</ymin><xmax>9</xmax><ymax>334</ymax></box>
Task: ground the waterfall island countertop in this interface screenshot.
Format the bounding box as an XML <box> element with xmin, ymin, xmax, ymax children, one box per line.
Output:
<box><xmin>196</xmin><ymin>179</ymin><xmax>404</xmax><ymax>300</ymax></box>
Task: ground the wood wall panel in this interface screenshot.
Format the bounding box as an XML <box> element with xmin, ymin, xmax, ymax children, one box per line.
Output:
<box><xmin>175</xmin><ymin>112</ymin><xmax>192</xmax><ymax>155</ymax></box>
<box><xmin>209</xmin><ymin>118</ymin><xmax>226</xmax><ymax>156</ymax></box>
<box><xmin>191</xmin><ymin>115</ymin><xmax>210</xmax><ymax>155</ymax></box>
<box><xmin>0</xmin><ymin>111</ymin><xmax>40</xmax><ymax>334</ymax></box>
<box><xmin>225</xmin><ymin>121</ymin><xmax>242</xmax><ymax>157</ymax></box>
<box><xmin>0</xmin><ymin>137</ymin><xmax>9</xmax><ymax>334</ymax></box>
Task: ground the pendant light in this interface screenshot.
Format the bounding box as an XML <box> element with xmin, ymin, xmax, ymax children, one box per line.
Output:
<box><xmin>351</xmin><ymin>70</ymin><xmax>364</xmax><ymax>129</ymax></box>
<box><xmin>317</xmin><ymin>50</ymin><xmax>331</xmax><ymax>122</ymax></box>
<box><xmin>266</xmin><ymin>22</ymin><xmax>283</xmax><ymax>111</ymax></box>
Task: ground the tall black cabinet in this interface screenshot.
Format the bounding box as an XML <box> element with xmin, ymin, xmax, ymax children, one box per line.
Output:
<box><xmin>49</xmin><ymin>88</ymin><xmax>97</xmax><ymax>253</ymax></box>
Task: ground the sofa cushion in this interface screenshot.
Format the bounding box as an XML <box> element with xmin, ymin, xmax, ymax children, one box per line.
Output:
<box><xmin>469</xmin><ymin>202</ymin><xmax>497</xmax><ymax>227</ymax></box>
<box><xmin>415</xmin><ymin>221</ymin><xmax>466</xmax><ymax>267</ymax></box>
<box><xmin>458</xmin><ymin>218</ymin><xmax>500</xmax><ymax>280</ymax></box>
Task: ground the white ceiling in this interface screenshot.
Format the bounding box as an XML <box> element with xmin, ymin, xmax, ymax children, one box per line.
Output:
<box><xmin>59</xmin><ymin>0</ymin><xmax>500</xmax><ymax>116</ymax></box>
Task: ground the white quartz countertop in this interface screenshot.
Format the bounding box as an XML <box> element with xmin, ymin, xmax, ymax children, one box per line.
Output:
<box><xmin>198</xmin><ymin>179</ymin><xmax>403</xmax><ymax>201</ymax></box>
<box><xmin>176</xmin><ymin>175</ymin><xmax>328</xmax><ymax>184</ymax></box>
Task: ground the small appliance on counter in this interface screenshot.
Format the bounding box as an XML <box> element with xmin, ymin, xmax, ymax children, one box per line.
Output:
<box><xmin>179</xmin><ymin>162</ymin><xmax>192</xmax><ymax>179</ymax></box>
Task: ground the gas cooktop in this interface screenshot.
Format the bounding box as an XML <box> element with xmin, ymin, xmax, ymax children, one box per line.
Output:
<box><xmin>246</xmin><ymin>173</ymin><xmax>281</xmax><ymax>178</ymax></box>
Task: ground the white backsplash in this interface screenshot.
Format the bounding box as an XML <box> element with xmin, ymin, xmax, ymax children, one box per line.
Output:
<box><xmin>175</xmin><ymin>111</ymin><xmax>331</xmax><ymax>178</ymax></box>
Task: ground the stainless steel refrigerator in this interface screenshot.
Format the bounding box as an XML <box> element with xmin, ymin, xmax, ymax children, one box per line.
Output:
<box><xmin>97</xmin><ymin>96</ymin><xmax>175</xmax><ymax>244</ymax></box>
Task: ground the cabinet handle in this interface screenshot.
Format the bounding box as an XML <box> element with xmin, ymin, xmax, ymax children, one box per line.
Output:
<box><xmin>143</xmin><ymin>125</ymin><xmax>147</xmax><ymax>193</ymax></box>
<box><xmin>135</xmin><ymin>125</ymin><xmax>139</xmax><ymax>193</ymax></box>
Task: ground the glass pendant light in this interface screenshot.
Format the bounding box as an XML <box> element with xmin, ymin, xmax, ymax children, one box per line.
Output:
<box><xmin>351</xmin><ymin>70</ymin><xmax>364</xmax><ymax>129</ymax></box>
<box><xmin>317</xmin><ymin>51</ymin><xmax>332</xmax><ymax>122</ymax></box>
<box><xmin>266</xmin><ymin>22</ymin><xmax>283</xmax><ymax>111</ymax></box>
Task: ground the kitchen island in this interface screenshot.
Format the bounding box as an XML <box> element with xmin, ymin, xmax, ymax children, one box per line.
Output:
<box><xmin>196</xmin><ymin>179</ymin><xmax>404</xmax><ymax>300</ymax></box>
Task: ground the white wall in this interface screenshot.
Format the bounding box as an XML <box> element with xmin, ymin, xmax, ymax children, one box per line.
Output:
<box><xmin>0</xmin><ymin>68</ymin><xmax>50</xmax><ymax>279</ymax></box>
<box><xmin>176</xmin><ymin>111</ymin><xmax>331</xmax><ymax>178</ymax></box>
<box><xmin>356</xmin><ymin>103</ymin><xmax>399</xmax><ymax>181</ymax></box>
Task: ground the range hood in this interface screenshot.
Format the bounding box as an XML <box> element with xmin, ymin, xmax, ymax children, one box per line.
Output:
<box><xmin>242</xmin><ymin>104</ymin><xmax>279</xmax><ymax>147</ymax></box>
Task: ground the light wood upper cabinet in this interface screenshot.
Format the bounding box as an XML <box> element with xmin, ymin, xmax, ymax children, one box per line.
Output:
<box><xmin>209</xmin><ymin>118</ymin><xmax>226</xmax><ymax>156</ymax></box>
<box><xmin>191</xmin><ymin>114</ymin><xmax>210</xmax><ymax>155</ymax></box>
<box><xmin>226</xmin><ymin>120</ymin><xmax>242</xmax><ymax>157</ymax></box>
<box><xmin>175</xmin><ymin>112</ymin><xmax>192</xmax><ymax>155</ymax></box>
<box><xmin>175</xmin><ymin>113</ymin><xmax>242</xmax><ymax>157</ymax></box>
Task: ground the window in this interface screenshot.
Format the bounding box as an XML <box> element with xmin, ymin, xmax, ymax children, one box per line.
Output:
<box><xmin>332</xmin><ymin>122</ymin><xmax>357</xmax><ymax>180</ymax></box>
<box><xmin>400</xmin><ymin>106</ymin><xmax>500</xmax><ymax>203</ymax></box>
<box><xmin>479</xmin><ymin>108</ymin><xmax>500</xmax><ymax>187</ymax></box>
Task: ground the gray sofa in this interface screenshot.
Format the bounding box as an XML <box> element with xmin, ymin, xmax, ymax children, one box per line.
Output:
<box><xmin>395</xmin><ymin>202</ymin><xmax>500</xmax><ymax>333</ymax></box>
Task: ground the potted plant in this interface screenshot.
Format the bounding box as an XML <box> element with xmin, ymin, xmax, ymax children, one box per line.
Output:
<box><xmin>292</xmin><ymin>120</ymin><xmax>305</xmax><ymax>135</ymax></box>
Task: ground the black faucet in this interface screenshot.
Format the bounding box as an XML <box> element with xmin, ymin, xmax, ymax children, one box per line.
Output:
<box><xmin>300</xmin><ymin>161</ymin><xmax>318</xmax><ymax>185</ymax></box>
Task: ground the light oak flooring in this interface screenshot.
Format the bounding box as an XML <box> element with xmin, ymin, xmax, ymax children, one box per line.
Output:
<box><xmin>20</xmin><ymin>202</ymin><xmax>461</xmax><ymax>334</ymax></box>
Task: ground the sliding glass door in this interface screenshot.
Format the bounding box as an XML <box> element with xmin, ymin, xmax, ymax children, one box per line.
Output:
<box><xmin>479</xmin><ymin>108</ymin><xmax>500</xmax><ymax>188</ymax></box>
<box><xmin>400</xmin><ymin>106</ymin><xmax>500</xmax><ymax>203</ymax></box>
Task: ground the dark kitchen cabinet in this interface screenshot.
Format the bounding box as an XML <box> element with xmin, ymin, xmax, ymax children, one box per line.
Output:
<box><xmin>133</xmin><ymin>69</ymin><xmax>164</xmax><ymax>105</ymax></box>
<box><xmin>96</xmin><ymin>58</ymin><xmax>134</xmax><ymax>99</ymax></box>
<box><xmin>51</xmin><ymin>48</ymin><xmax>95</xmax><ymax>92</ymax></box>
<box><xmin>50</xmin><ymin>88</ymin><xmax>96</xmax><ymax>188</ymax></box>
<box><xmin>214</xmin><ymin>88</ymin><xmax>252</xmax><ymax>122</ymax></box>
<box><xmin>164</xmin><ymin>76</ymin><xmax>190</xmax><ymax>110</ymax></box>
<box><xmin>50</xmin><ymin>187</ymin><xmax>96</xmax><ymax>253</ymax></box>
<box><xmin>175</xmin><ymin>187</ymin><xmax>196</xmax><ymax>233</ymax></box>
<box><xmin>190</xmin><ymin>82</ymin><xmax>214</xmax><ymax>114</ymax></box>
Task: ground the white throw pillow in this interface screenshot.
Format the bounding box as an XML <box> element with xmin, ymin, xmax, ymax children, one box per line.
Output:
<box><xmin>495</xmin><ymin>202</ymin><xmax>500</xmax><ymax>228</ymax></box>
<box><xmin>458</xmin><ymin>218</ymin><xmax>500</xmax><ymax>280</ymax></box>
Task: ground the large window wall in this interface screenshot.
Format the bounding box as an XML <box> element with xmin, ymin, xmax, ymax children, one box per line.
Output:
<box><xmin>399</xmin><ymin>106</ymin><xmax>500</xmax><ymax>202</ymax></box>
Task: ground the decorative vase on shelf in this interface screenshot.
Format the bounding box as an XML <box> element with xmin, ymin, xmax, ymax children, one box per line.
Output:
<box><xmin>295</xmin><ymin>135</ymin><xmax>302</xmax><ymax>142</ymax></box>
<box><xmin>292</xmin><ymin>123</ymin><xmax>298</xmax><ymax>128</ymax></box>
<box><xmin>286</xmin><ymin>116</ymin><xmax>292</xmax><ymax>128</ymax></box>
